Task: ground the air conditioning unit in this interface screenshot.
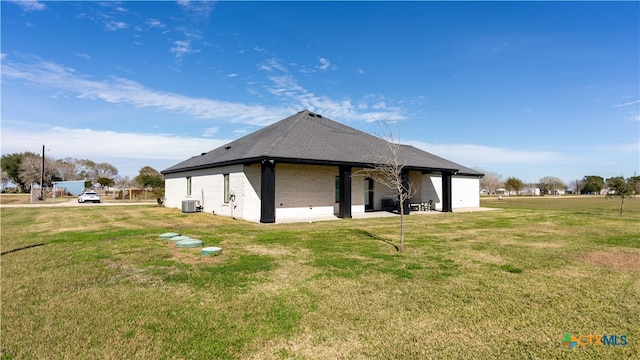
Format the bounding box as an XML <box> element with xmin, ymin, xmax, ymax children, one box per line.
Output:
<box><xmin>182</xmin><ymin>200</ymin><xmax>200</xmax><ymax>213</ymax></box>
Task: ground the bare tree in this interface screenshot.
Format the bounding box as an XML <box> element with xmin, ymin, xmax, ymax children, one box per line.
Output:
<box><xmin>77</xmin><ymin>159</ymin><xmax>118</xmax><ymax>183</ymax></box>
<box><xmin>55</xmin><ymin>157</ymin><xmax>83</xmax><ymax>181</ymax></box>
<box><xmin>478</xmin><ymin>169</ymin><xmax>503</xmax><ymax>195</ymax></box>
<box><xmin>538</xmin><ymin>176</ymin><xmax>566</xmax><ymax>195</ymax></box>
<box><xmin>18</xmin><ymin>154</ymin><xmax>57</xmax><ymax>189</ymax></box>
<box><xmin>355</xmin><ymin>122</ymin><xmax>416</xmax><ymax>252</ymax></box>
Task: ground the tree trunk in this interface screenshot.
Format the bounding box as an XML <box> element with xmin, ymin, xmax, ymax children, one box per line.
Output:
<box><xmin>398</xmin><ymin>202</ymin><xmax>405</xmax><ymax>252</ymax></box>
<box><xmin>620</xmin><ymin>196</ymin><xmax>624</xmax><ymax>218</ymax></box>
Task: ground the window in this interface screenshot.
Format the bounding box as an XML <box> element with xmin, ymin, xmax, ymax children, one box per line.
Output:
<box><xmin>335</xmin><ymin>176</ymin><xmax>340</xmax><ymax>203</ymax></box>
<box><xmin>223</xmin><ymin>174</ymin><xmax>230</xmax><ymax>203</ymax></box>
<box><xmin>186</xmin><ymin>176</ymin><xmax>192</xmax><ymax>195</ymax></box>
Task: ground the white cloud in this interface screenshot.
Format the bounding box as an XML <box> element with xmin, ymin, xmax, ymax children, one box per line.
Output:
<box><xmin>1</xmin><ymin>56</ymin><xmax>290</xmax><ymax>126</ymax></box>
<box><xmin>105</xmin><ymin>20</ymin><xmax>127</xmax><ymax>32</ymax></box>
<box><xmin>233</xmin><ymin>127</ymin><xmax>251</xmax><ymax>136</ymax></box>
<box><xmin>74</xmin><ymin>53</ymin><xmax>91</xmax><ymax>60</ymax></box>
<box><xmin>2</xmin><ymin>55</ymin><xmax>406</xmax><ymax>130</ymax></box>
<box><xmin>171</xmin><ymin>40</ymin><xmax>201</xmax><ymax>61</ymax></box>
<box><xmin>598</xmin><ymin>142</ymin><xmax>640</xmax><ymax>153</ymax></box>
<box><xmin>259</xmin><ymin>57</ymin><xmax>289</xmax><ymax>73</ymax></box>
<box><xmin>1</xmin><ymin>124</ymin><xmax>229</xmax><ymax>176</ymax></box>
<box><xmin>614</xmin><ymin>99</ymin><xmax>640</xmax><ymax>108</ymax></box>
<box><xmin>405</xmin><ymin>140</ymin><xmax>565</xmax><ymax>167</ymax></box>
<box><xmin>9</xmin><ymin>0</ymin><xmax>46</xmax><ymax>12</ymax></box>
<box><xmin>318</xmin><ymin>58</ymin><xmax>331</xmax><ymax>71</ymax></box>
<box><xmin>203</xmin><ymin>127</ymin><xmax>219</xmax><ymax>137</ymax></box>
<box><xmin>145</xmin><ymin>19</ymin><xmax>165</xmax><ymax>28</ymax></box>
<box><xmin>177</xmin><ymin>0</ymin><xmax>216</xmax><ymax>20</ymax></box>
<box><xmin>263</xmin><ymin>74</ymin><xmax>406</xmax><ymax>123</ymax></box>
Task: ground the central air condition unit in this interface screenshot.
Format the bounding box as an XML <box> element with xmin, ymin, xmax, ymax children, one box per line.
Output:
<box><xmin>182</xmin><ymin>200</ymin><xmax>200</xmax><ymax>213</ymax></box>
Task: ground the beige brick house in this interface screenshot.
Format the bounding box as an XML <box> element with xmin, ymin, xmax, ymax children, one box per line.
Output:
<box><xmin>162</xmin><ymin>110</ymin><xmax>482</xmax><ymax>223</ymax></box>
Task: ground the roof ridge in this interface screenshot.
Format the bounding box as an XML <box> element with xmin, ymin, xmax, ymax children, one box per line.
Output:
<box><xmin>262</xmin><ymin>110</ymin><xmax>309</xmax><ymax>156</ymax></box>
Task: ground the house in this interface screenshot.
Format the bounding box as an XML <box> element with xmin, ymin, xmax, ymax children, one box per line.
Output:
<box><xmin>161</xmin><ymin>110</ymin><xmax>483</xmax><ymax>223</ymax></box>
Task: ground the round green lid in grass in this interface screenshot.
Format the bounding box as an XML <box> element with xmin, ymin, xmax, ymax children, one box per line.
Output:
<box><xmin>159</xmin><ymin>232</ymin><xmax>181</xmax><ymax>239</ymax></box>
<box><xmin>201</xmin><ymin>246</ymin><xmax>222</xmax><ymax>256</ymax></box>
<box><xmin>176</xmin><ymin>239</ymin><xmax>204</xmax><ymax>248</ymax></box>
<box><xmin>169</xmin><ymin>235</ymin><xmax>190</xmax><ymax>242</ymax></box>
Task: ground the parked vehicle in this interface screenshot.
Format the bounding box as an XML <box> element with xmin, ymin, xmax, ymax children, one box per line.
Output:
<box><xmin>78</xmin><ymin>191</ymin><xmax>101</xmax><ymax>203</ymax></box>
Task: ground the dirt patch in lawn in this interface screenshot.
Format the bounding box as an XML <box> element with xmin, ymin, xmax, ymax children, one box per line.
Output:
<box><xmin>583</xmin><ymin>250</ymin><xmax>640</xmax><ymax>272</ymax></box>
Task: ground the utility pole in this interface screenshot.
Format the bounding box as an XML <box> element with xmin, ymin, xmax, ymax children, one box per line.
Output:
<box><xmin>39</xmin><ymin>145</ymin><xmax>45</xmax><ymax>200</ymax></box>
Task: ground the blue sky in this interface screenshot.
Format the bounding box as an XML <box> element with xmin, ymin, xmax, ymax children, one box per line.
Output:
<box><xmin>2</xmin><ymin>1</ymin><xmax>638</xmax><ymax>184</ymax></box>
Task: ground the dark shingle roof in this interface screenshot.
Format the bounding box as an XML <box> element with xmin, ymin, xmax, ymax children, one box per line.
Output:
<box><xmin>162</xmin><ymin>110</ymin><xmax>482</xmax><ymax>176</ymax></box>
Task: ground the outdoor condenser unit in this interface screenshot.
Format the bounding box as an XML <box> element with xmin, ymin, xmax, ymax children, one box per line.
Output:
<box><xmin>182</xmin><ymin>200</ymin><xmax>200</xmax><ymax>213</ymax></box>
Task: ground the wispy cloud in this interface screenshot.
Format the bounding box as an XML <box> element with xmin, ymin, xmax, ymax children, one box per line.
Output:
<box><xmin>318</xmin><ymin>58</ymin><xmax>332</xmax><ymax>71</ymax></box>
<box><xmin>629</xmin><ymin>114</ymin><xmax>640</xmax><ymax>122</ymax></box>
<box><xmin>8</xmin><ymin>0</ymin><xmax>46</xmax><ymax>12</ymax></box>
<box><xmin>259</xmin><ymin>59</ymin><xmax>405</xmax><ymax>123</ymax></box>
<box><xmin>614</xmin><ymin>99</ymin><xmax>640</xmax><ymax>108</ymax></box>
<box><xmin>171</xmin><ymin>40</ymin><xmax>200</xmax><ymax>61</ymax></box>
<box><xmin>145</xmin><ymin>19</ymin><xmax>165</xmax><ymax>28</ymax></box>
<box><xmin>177</xmin><ymin>0</ymin><xmax>216</xmax><ymax>20</ymax></box>
<box><xmin>2</xmin><ymin>55</ymin><xmax>407</xmax><ymax>128</ymax></box>
<box><xmin>598</xmin><ymin>142</ymin><xmax>640</xmax><ymax>154</ymax></box>
<box><xmin>104</xmin><ymin>20</ymin><xmax>127</xmax><ymax>31</ymax></box>
<box><xmin>259</xmin><ymin>57</ymin><xmax>289</xmax><ymax>73</ymax></box>
<box><xmin>0</xmin><ymin>123</ymin><xmax>231</xmax><ymax>175</ymax></box>
<box><xmin>406</xmin><ymin>140</ymin><xmax>566</xmax><ymax>167</ymax></box>
<box><xmin>1</xmin><ymin>56</ymin><xmax>290</xmax><ymax>126</ymax></box>
<box><xmin>203</xmin><ymin>127</ymin><xmax>219</xmax><ymax>137</ymax></box>
<box><xmin>74</xmin><ymin>52</ymin><xmax>91</xmax><ymax>60</ymax></box>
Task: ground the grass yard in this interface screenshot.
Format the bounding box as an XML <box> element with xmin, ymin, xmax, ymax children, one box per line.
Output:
<box><xmin>1</xmin><ymin>196</ymin><xmax>638</xmax><ymax>359</ymax></box>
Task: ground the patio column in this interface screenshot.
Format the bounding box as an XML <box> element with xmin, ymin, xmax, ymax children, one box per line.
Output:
<box><xmin>338</xmin><ymin>165</ymin><xmax>352</xmax><ymax>218</ymax></box>
<box><xmin>260</xmin><ymin>159</ymin><xmax>276</xmax><ymax>223</ymax></box>
<box><xmin>442</xmin><ymin>170</ymin><xmax>453</xmax><ymax>212</ymax></box>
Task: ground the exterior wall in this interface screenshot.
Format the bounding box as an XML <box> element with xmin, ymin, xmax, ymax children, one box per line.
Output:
<box><xmin>408</xmin><ymin>171</ymin><xmax>423</xmax><ymax>203</ymax></box>
<box><xmin>350</xmin><ymin>174</ymin><xmax>365</xmax><ymax>215</ymax></box>
<box><xmin>164</xmin><ymin>164</ymin><xmax>247</xmax><ymax>218</ymax></box>
<box><xmin>165</xmin><ymin>163</ymin><xmax>367</xmax><ymax>222</ymax></box>
<box><xmin>164</xmin><ymin>163</ymin><xmax>480</xmax><ymax>221</ymax></box>
<box><xmin>371</xmin><ymin>179</ymin><xmax>396</xmax><ymax>210</ymax></box>
<box><xmin>423</xmin><ymin>174</ymin><xmax>443</xmax><ymax>211</ymax></box>
<box><xmin>275</xmin><ymin>163</ymin><xmax>338</xmax><ymax>220</ymax></box>
<box><xmin>452</xmin><ymin>176</ymin><xmax>480</xmax><ymax>208</ymax></box>
<box><xmin>421</xmin><ymin>174</ymin><xmax>479</xmax><ymax>210</ymax></box>
<box><xmin>242</xmin><ymin>164</ymin><xmax>262</xmax><ymax>222</ymax></box>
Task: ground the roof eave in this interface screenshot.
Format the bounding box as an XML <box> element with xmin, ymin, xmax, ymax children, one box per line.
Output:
<box><xmin>162</xmin><ymin>156</ymin><xmax>480</xmax><ymax>176</ymax></box>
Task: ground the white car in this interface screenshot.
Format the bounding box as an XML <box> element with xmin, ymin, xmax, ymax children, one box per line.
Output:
<box><xmin>78</xmin><ymin>191</ymin><xmax>101</xmax><ymax>203</ymax></box>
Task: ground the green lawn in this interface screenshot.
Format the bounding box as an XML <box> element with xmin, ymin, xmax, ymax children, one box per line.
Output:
<box><xmin>1</xmin><ymin>196</ymin><xmax>638</xmax><ymax>359</ymax></box>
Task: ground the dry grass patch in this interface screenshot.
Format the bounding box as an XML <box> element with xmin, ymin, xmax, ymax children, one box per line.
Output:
<box><xmin>244</xmin><ymin>244</ymin><xmax>296</xmax><ymax>256</ymax></box>
<box><xmin>582</xmin><ymin>250</ymin><xmax>640</xmax><ymax>272</ymax></box>
<box><xmin>457</xmin><ymin>248</ymin><xmax>505</xmax><ymax>268</ymax></box>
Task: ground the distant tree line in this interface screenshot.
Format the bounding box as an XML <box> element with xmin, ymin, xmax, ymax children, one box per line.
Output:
<box><xmin>478</xmin><ymin>170</ymin><xmax>640</xmax><ymax>197</ymax></box>
<box><xmin>1</xmin><ymin>152</ymin><xmax>164</xmax><ymax>194</ymax></box>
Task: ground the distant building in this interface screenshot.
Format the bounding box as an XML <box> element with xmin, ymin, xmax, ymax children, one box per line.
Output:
<box><xmin>52</xmin><ymin>180</ymin><xmax>86</xmax><ymax>196</ymax></box>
